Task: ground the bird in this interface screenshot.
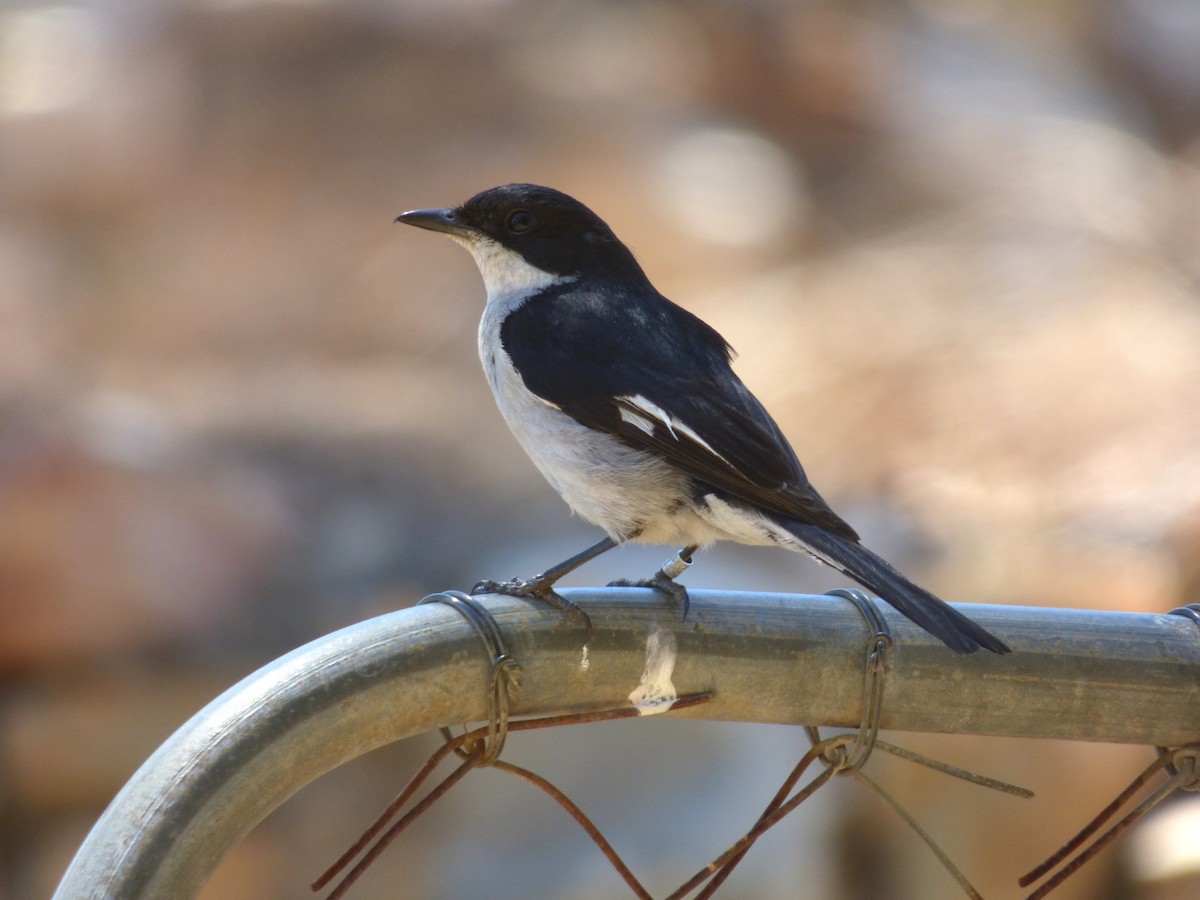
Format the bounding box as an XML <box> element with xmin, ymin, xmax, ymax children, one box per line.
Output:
<box><xmin>396</xmin><ymin>183</ymin><xmax>1011</xmax><ymax>655</ymax></box>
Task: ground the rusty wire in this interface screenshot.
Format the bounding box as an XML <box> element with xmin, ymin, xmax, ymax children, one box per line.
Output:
<box><xmin>313</xmin><ymin>695</ymin><xmax>715</xmax><ymax>898</ymax></box>
<box><xmin>1015</xmin><ymin>604</ymin><xmax>1200</xmax><ymax>897</ymax></box>
<box><xmin>319</xmin><ymin>585</ymin><xmax>719</xmax><ymax>900</ymax></box>
<box><xmin>670</xmin><ymin>590</ymin><xmax>1033</xmax><ymax>899</ymax></box>
<box><xmin>672</xmin><ymin>588</ymin><xmax>896</xmax><ymax>897</ymax></box>
<box><xmin>1020</xmin><ymin>745</ymin><xmax>1200</xmax><ymax>898</ymax></box>
<box><xmin>317</xmin><ymin>588</ymin><xmax>1037</xmax><ymax>899</ymax></box>
<box><xmin>53</xmin><ymin>590</ymin><xmax>1200</xmax><ymax>899</ymax></box>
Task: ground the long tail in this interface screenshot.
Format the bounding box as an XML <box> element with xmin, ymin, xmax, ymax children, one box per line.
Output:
<box><xmin>780</xmin><ymin>520</ymin><xmax>1011</xmax><ymax>655</ymax></box>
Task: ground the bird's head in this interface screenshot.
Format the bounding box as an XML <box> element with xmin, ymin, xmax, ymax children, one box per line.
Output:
<box><xmin>397</xmin><ymin>184</ymin><xmax>645</xmax><ymax>296</ymax></box>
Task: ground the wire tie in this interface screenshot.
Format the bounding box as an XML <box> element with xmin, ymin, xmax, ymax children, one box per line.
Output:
<box><xmin>1158</xmin><ymin>743</ymin><xmax>1200</xmax><ymax>792</ymax></box>
<box><xmin>821</xmin><ymin>588</ymin><xmax>892</xmax><ymax>774</ymax></box>
<box><xmin>419</xmin><ymin>591</ymin><xmax>522</xmax><ymax>765</ymax></box>
<box><xmin>1168</xmin><ymin>603</ymin><xmax>1200</xmax><ymax>629</ymax></box>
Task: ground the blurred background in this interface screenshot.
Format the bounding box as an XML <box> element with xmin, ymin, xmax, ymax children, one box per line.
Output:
<box><xmin>3</xmin><ymin>0</ymin><xmax>1200</xmax><ymax>897</ymax></box>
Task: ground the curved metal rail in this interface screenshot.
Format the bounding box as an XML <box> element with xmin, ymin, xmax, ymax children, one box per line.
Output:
<box><xmin>55</xmin><ymin>589</ymin><xmax>1200</xmax><ymax>898</ymax></box>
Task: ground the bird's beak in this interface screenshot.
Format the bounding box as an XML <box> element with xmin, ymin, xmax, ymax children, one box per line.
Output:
<box><xmin>394</xmin><ymin>207</ymin><xmax>476</xmax><ymax>238</ymax></box>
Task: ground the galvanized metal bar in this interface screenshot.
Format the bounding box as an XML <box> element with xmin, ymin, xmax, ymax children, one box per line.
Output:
<box><xmin>55</xmin><ymin>590</ymin><xmax>1200</xmax><ymax>899</ymax></box>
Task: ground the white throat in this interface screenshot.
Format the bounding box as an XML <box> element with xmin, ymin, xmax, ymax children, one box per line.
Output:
<box><xmin>450</xmin><ymin>235</ymin><xmax>572</xmax><ymax>313</ymax></box>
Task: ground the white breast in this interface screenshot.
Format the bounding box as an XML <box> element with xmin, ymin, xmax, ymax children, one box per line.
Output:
<box><xmin>467</xmin><ymin>237</ymin><xmax>760</xmax><ymax>548</ymax></box>
<box><xmin>479</xmin><ymin>301</ymin><xmax>693</xmax><ymax>540</ymax></box>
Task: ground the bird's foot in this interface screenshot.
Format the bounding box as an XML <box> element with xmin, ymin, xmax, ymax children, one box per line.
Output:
<box><xmin>472</xmin><ymin>576</ymin><xmax>593</xmax><ymax>644</ymax></box>
<box><xmin>607</xmin><ymin>547</ymin><xmax>694</xmax><ymax>619</ymax></box>
<box><xmin>472</xmin><ymin>575</ymin><xmax>545</xmax><ymax>599</ymax></box>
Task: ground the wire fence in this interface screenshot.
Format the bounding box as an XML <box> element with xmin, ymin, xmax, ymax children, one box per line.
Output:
<box><xmin>54</xmin><ymin>588</ymin><xmax>1200</xmax><ymax>898</ymax></box>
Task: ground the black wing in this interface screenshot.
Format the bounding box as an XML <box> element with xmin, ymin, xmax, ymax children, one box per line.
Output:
<box><xmin>501</xmin><ymin>281</ymin><xmax>859</xmax><ymax>540</ymax></box>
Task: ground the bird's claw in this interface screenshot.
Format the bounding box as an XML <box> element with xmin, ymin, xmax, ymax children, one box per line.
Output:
<box><xmin>472</xmin><ymin>576</ymin><xmax>542</xmax><ymax>598</ymax></box>
<box><xmin>608</xmin><ymin>570</ymin><xmax>691</xmax><ymax>620</ymax></box>
<box><xmin>472</xmin><ymin>576</ymin><xmax>593</xmax><ymax>645</ymax></box>
<box><xmin>608</xmin><ymin>547</ymin><xmax>694</xmax><ymax>619</ymax></box>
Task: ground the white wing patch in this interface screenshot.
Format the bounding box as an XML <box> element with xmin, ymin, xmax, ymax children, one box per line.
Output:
<box><xmin>618</xmin><ymin>404</ymin><xmax>656</xmax><ymax>436</ymax></box>
<box><xmin>619</xmin><ymin>394</ymin><xmax>733</xmax><ymax>467</ymax></box>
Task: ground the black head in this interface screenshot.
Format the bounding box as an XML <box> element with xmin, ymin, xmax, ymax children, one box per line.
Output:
<box><xmin>397</xmin><ymin>184</ymin><xmax>645</xmax><ymax>280</ymax></box>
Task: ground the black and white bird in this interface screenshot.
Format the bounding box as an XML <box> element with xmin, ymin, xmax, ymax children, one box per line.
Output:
<box><xmin>397</xmin><ymin>184</ymin><xmax>1010</xmax><ymax>655</ymax></box>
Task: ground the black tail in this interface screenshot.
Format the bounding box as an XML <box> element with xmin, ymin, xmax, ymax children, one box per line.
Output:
<box><xmin>781</xmin><ymin>520</ymin><xmax>1011</xmax><ymax>655</ymax></box>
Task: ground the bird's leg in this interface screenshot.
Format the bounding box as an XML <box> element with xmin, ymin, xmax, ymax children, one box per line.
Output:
<box><xmin>608</xmin><ymin>544</ymin><xmax>699</xmax><ymax>619</ymax></box>
<box><xmin>473</xmin><ymin>535</ymin><xmax>619</xmax><ymax>596</ymax></box>
<box><xmin>472</xmin><ymin>535</ymin><xmax>619</xmax><ymax>637</ymax></box>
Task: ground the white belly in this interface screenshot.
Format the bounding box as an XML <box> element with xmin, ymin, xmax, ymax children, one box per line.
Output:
<box><xmin>479</xmin><ymin>305</ymin><xmax>697</xmax><ymax>539</ymax></box>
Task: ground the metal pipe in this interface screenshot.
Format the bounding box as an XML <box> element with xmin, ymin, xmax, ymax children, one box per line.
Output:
<box><xmin>54</xmin><ymin>590</ymin><xmax>1200</xmax><ymax>898</ymax></box>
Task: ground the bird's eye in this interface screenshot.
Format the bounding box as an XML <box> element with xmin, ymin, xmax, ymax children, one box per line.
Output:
<box><xmin>505</xmin><ymin>209</ymin><xmax>535</xmax><ymax>234</ymax></box>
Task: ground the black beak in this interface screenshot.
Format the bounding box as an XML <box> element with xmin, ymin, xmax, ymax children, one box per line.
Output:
<box><xmin>394</xmin><ymin>207</ymin><xmax>475</xmax><ymax>238</ymax></box>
